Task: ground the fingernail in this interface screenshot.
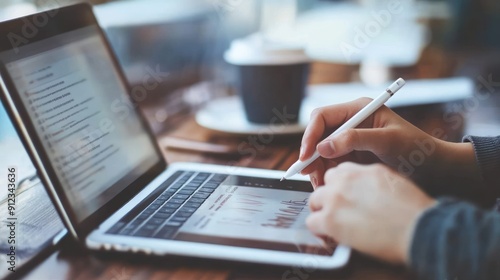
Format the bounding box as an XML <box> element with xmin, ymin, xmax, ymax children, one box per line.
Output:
<box><xmin>317</xmin><ymin>141</ymin><xmax>335</xmax><ymax>157</ymax></box>
<box><xmin>299</xmin><ymin>145</ymin><xmax>306</xmax><ymax>159</ymax></box>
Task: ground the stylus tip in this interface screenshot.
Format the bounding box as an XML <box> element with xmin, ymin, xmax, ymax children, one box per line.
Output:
<box><xmin>280</xmin><ymin>177</ymin><xmax>285</xmax><ymax>181</ymax></box>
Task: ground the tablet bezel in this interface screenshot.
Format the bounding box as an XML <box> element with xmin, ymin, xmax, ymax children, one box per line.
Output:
<box><xmin>88</xmin><ymin>162</ymin><xmax>351</xmax><ymax>270</ymax></box>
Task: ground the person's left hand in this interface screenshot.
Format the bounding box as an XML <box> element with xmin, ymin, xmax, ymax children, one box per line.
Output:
<box><xmin>306</xmin><ymin>162</ymin><xmax>436</xmax><ymax>264</ymax></box>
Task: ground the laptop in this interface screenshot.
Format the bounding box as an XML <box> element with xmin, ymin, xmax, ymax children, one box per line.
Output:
<box><xmin>0</xmin><ymin>3</ymin><xmax>350</xmax><ymax>269</ymax></box>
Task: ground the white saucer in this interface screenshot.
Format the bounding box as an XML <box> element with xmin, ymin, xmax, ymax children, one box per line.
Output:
<box><xmin>195</xmin><ymin>96</ymin><xmax>310</xmax><ymax>135</ymax></box>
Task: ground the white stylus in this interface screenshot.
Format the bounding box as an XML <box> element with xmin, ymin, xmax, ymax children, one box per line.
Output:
<box><xmin>281</xmin><ymin>78</ymin><xmax>406</xmax><ymax>181</ymax></box>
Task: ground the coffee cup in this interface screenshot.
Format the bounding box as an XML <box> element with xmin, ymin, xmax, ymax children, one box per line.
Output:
<box><xmin>224</xmin><ymin>34</ymin><xmax>310</xmax><ymax>124</ymax></box>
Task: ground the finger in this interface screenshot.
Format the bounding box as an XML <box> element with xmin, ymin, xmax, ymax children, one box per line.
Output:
<box><xmin>323</xmin><ymin>167</ymin><xmax>337</xmax><ymax>186</ymax></box>
<box><xmin>327</xmin><ymin>153</ymin><xmax>360</xmax><ymax>165</ymax></box>
<box><xmin>310</xmin><ymin>166</ymin><xmax>326</xmax><ymax>188</ymax></box>
<box><xmin>317</xmin><ymin>128</ymin><xmax>393</xmax><ymax>159</ymax></box>
<box><xmin>306</xmin><ymin>211</ymin><xmax>329</xmax><ymax>235</ymax></box>
<box><xmin>307</xmin><ymin>159</ymin><xmax>325</xmax><ymax>189</ymax></box>
<box><xmin>308</xmin><ymin>187</ymin><xmax>327</xmax><ymax>211</ymax></box>
<box><xmin>302</xmin><ymin>154</ymin><xmax>343</xmax><ymax>176</ymax></box>
<box><xmin>301</xmin><ymin>158</ymin><xmax>324</xmax><ymax>175</ymax></box>
<box><xmin>304</xmin><ymin>152</ymin><xmax>377</xmax><ymax>178</ymax></box>
<box><xmin>300</xmin><ymin>98</ymin><xmax>374</xmax><ymax>161</ymax></box>
<box><xmin>323</xmin><ymin>162</ymin><xmax>363</xmax><ymax>185</ymax></box>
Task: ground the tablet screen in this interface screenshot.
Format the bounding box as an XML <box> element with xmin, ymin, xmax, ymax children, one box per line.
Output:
<box><xmin>175</xmin><ymin>175</ymin><xmax>336</xmax><ymax>255</ymax></box>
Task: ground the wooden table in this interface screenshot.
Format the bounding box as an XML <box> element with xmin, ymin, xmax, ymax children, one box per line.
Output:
<box><xmin>21</xmin><ymin>113</ymin><xmax>421</xmax><ymax>280</ymax></box>
<box><xmin>19</xmin><ymin>87</ymin><xmax>500</xmax><ymax>280</ymax></box>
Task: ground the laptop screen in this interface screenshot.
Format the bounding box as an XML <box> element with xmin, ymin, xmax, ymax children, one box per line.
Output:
<box><xmin>0</xmin><ymin>25</ymin><xmax>161</xmax><ymax>222</ymax></box>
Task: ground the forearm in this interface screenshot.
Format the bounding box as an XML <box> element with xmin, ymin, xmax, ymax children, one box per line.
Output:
<box><xmin>419</xmin><ymin>136</ymin><xmax>500</xmax><ymax>207</ymax></box>
<box><xmin>409</xmin><ymin>198</ymin><xmax>500</xmax><ymax>280</ymax></box>
<box><xmin>433</xmin><ymin>140</ymin><xmax>481</xmax><ymax>186</ymax></box>
<box><xmin>415</xmin><ymin>140</ymin><xmax>480</xmax><ymax>199</ymax></box>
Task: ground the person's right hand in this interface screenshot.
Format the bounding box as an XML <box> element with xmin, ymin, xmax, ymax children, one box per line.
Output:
<box><xmin>300</xmin><ymin>98</ymin><xmax>476</xmax><ymax>188</ymax></box>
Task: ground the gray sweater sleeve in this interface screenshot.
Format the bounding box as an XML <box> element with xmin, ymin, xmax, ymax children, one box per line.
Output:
<box><xmin>409</xmin><ymin>136</ymin><xmax>500</xmax><ymax>280</ymax></box>
<box><xmin>410</xmin><ymin>199</ymin><xmax>500</xmax><ymax>280</ymax></box>
<box><xmin>463</xmin><ymin>136</ymin><xmax>500</xmax><ymax>187</ymax></box>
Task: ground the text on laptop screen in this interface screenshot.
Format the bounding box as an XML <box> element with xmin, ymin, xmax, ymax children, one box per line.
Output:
<box><xmin>0</xmin><ymin>26</ymin><xmax>160</xmax><ymax>221</ymax></box>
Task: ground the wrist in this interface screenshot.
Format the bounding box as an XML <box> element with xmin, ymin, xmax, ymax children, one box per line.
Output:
<box><xmin>435</xmin><ymin>140</ymin><xmax>479</xmax><ymax>181</ymax></box>
<box><xmin>401</xmin><ymin>198</ymin><xmax>437</xmax><ymax>264</ymax></box>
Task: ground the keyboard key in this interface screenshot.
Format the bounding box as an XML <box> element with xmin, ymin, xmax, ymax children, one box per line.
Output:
<box><xmin>211</xmin><ymin>174</ymin><xmax>227</xmax><ymax>181</ymax></box>
<box><xmin>193</xmin><ymin>192</ymin><xmax>211</xmax><ymax>199</ymax></box>
<box><xmin>120</xmin><ymin>225</ymin><xmax>136</xmax><ymax>235</ymax></box>
<box><xmin>175</xmin><ymin>211</ymin><xmax>193</xmax><ymax>218</ymax></box>
<box><xmin>159</xmin><ymin>194</ymin><xmax>171</xmax><ymax>200</ymax></box>
<box><xmin>192</xmin><ymin>179</ymin><xmax>205</xmax><ymax>183</ymax></box>
<box><xmin>154</xmin><ymin>226</ymin><xmax>178</xmax><ymax>239</ymax></box>
<box><xmin>187</xmin><ymin>198</ymin><xmax>204</xmax><ymax>203</ymax></box>
<box><xmin>173</xmin><ymin>194</ymin><xmax>189</xmax><ymax>200</ymax></box>
<box><xmin>142</xmin><ymin>208</ymin><xmax>155</xmax><ymax>215</ymax></box>
<box><xmin>170</xmin><ymin>199</ymin><xmax>186</xmax><ymax>204</ymax></box>
<box><xmin>164</xmin><ymin>190</ymin><xmax>176</xmax><ymax>196</ymax></box>
<box><xmin>130</xmin><ymin>219</ymin><xmax>144</xmax><ymax>227</ymax></box>
<box><xmin>178</xmin><ymin>189</ymin><xmax>194</xmax><ymax>195</ymax></box>
<box><xmin>192</xmin><ymin>177</ymin><xmax>205</xmax><ymax>181</ymax></box>
<box><xmin>183</xmin><ymin>186</ymin><xmax>198</xmax><ymax>191</ymax></box>
<box><xmin>158</xmin><ymin>207</ymin><xmax>176</xmax><ymax>214</ymax></box>
<box><xmin>180</xmin><ymin>207</ymin><xmax>197</xmax><ymax>213</ymax></box>
<box><xmin>143</xmin><ymin>224</ymin><xmax>159</xmax><ymax>230</ymax></box>
<box><xmin>212</xmin><ymin>179</ymin><xmax>226</xmax><ymax>184</ymax></box>
<box><xmin>184</xmin><ymin>202</ymin><xmax>202</xmax><ymax>208</ymax></box>
<box><xmin>198</xmin><ymin>187</ymin><xmax>215</xmax><ymax>193</ymax></box>
<box><xmin>153</xmin><ymin>199</ymin><xmax>164</xmax><ymax>205</ymax></box>
<box><xmin>165</xmin><ymin>221</ymin><xmax>182</xmax><ymax>227</ymax></box>
<box><xmin>149</xmin><ymin>218</ymin><xmax>164</xmax><ymax>225</ymax></box>
<box><xmin>196</xmin><ymin>179</ymin><xmax>208</xmax><ymax>183</ymax></box>
<box><xmin>149</xmin><ymin>203</ymin><xmax>163</xmax><ymax>210</ymax></box>
<box><xmin>134</xmin><ymin>224</ymin><xmax>159</xmax><ymax>237</ymax></box>
<box><xmin>153</xmin><ymin>213</ymin><xmax>171</xmax><ymax>219</ymax></box>
<box><xmin>163</xmin><ymin>203</ymin><xmax>181</xmax><ymax>209</ymax></box>
<box><xmin>156</xmin><ymin>197</ymin><xmax>168</xmax><ymax>204</ymax></box>
<box><xmin>171</xmin><ymin>216</ymin><xmax>188</xmax><ymax>222</ymax></box>
<box><xmin>169</xmin><ymin>183</ymin><xmax>183</xmax><ymax>190</ymax></box>
<box><xmin>203</xmin><ymin>183</ymin><xmax>219</xmax><ymax>189</ymax></box>
<box><xmin>136</xmin><ymin>213</ymin><xmax>150</xmax><ymax>221</ymax></box>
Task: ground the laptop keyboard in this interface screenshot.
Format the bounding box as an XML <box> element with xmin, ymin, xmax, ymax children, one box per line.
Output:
<box><xmin>106</xmin><ymin>171</ymin><xmax>227</xmax><ymax>239</ymax></box>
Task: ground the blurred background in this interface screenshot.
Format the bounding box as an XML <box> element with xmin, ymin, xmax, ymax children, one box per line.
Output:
<box><xmin>1</xmin><ymin>0</ymin><xmax>500</xmax><ymax>137</ymax></box>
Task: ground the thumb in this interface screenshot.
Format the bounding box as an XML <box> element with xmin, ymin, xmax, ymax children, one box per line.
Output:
<box><xmin>316</xmin><ymin>128</ymin><xmax>389</xmax><ymax>158</ymax></box>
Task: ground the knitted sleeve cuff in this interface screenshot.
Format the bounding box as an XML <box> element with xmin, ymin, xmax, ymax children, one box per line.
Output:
<box><xmin>462</xmin><ymin>135</ymin><xmax>500</xmax><ymax>183</ymax></box>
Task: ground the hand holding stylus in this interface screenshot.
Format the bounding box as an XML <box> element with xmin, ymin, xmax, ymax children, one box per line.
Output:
<box><xmin>282</xmin><ymin>78</ymin><xmax>406</xmax><ymax>181</ymax></box>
